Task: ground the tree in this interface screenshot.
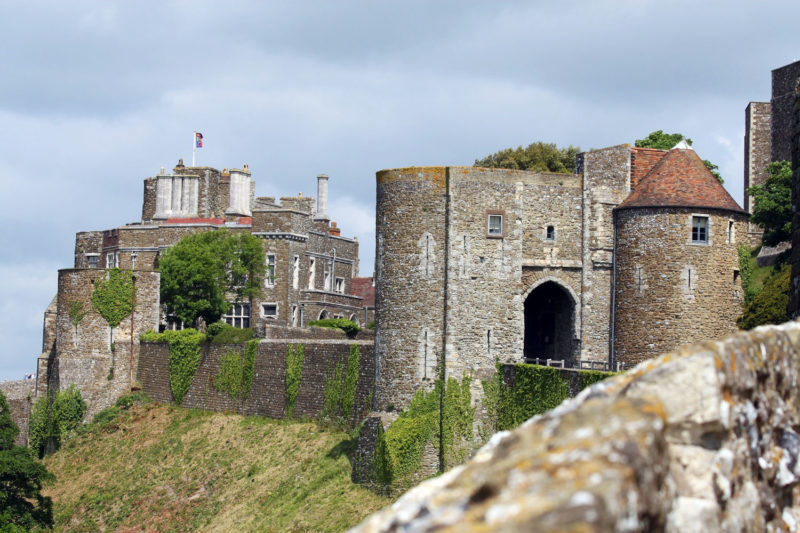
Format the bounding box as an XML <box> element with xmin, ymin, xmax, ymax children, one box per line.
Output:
<box><xmin>635</xmin><ymin>130</ymin><xmax>724</xmax><ymax>183</ymax></box>
<box><xmin>474</xmin><ymin>142</ymin><xmax>581</xmax><ymax>174</ymax></box>
<box><xmin>159</xmin><ymin>230</ymin><xmax>265</xmax><ymax>327</ymax></box>
<box><xmin>748</xmin><ymin>160</ymin><xmax>792</xmax><ymax>246</ymax></box>
<box><xmin>0</xmin><ymin>390</ymin><xmax>54</xmax><ymax>531</ymax></box>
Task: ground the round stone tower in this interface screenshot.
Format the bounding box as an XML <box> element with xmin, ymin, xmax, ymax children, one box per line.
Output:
<box><xmin>373</xmin><ymin>167</ymin><xmax>448</xmax><ymax>410</ymax></box>
<box><xmin>613</xmin><ymin>145</ymin><xmax>748</xmax><ymax>367</ymax></box>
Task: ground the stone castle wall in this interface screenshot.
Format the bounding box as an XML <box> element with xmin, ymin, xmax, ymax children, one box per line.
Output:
<box><xmin>374</xmin><ymin>167</ymin><xmax>448</xmax><ymax>410</ymax></box>
<box><xmin>37</xmin><ymin>269</ymin><xmax>161</xmax><ymax>418</ymax></box>
<box><xmin>772</xmin><ymin>61</ymin><xmax>800</xmax><ymax>163</ymax></box>
<box><xmin>138</xmin><ymin>334</ymin><xmax>374</xmax><ymax>422</ymax></box>
<box><xmin>614</xmin><ymin>208</ymin><xmax>746</xmax><ymax>366</ymax></box>
<box><xmin>353</xmin><ymin>320</ymin><xmax>800</xmax><ymax>532</ymax></box>
<box><xmin>579</xmin><ymin>145</ymin><xmax>632</xmax><ymax>362</ymax></box>
<box><xmin>791</xmin><ymin>78</ymin><xmax>800</xmax><ymax>318</ymax></box>
<box><xmin>0</xmin><ymin>379</ymin><xmax>34</xmax><ymax>446</ymax></box>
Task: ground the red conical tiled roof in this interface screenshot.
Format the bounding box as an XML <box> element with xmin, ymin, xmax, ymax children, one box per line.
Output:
<box><xmin>617</xmin><ymin>148</ymin><xmax>747</xmax><ymax>214</ymax></box>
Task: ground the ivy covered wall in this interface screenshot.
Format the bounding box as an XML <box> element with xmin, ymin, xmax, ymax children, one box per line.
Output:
<box><xmin>137</xmin><ymin>336</ymin><xmax>374</xmax><ymax>420</ymax></box>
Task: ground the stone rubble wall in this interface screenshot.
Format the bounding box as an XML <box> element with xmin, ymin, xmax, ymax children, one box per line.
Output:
<box><xmin>352</xmin><ymin>320</ymin><xmax>800</xmax><ymax>532</ymax></box>
<box><xmin>614</xmin><ymin>208</ymin><xmax>747</xmax><ymax>366</ymax></box>
<box><xmin>138</xmin><ymin>336</ymin><xmax>374</xmax><ymax>422</ymax></box>
<box><xmin>0</xmin><ymin>379</ymin><xmax>35</xmax><ymax>446</ymax></box>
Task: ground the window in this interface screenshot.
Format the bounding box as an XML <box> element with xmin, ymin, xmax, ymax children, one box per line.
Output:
<box><xmin>291</xmin><ymin>305</ymin><xmax>298</xmax><ymax>327</ymax></box>
<box><xmin>265</xmin><ymin>253</ymin><xmax>276</xmax><ymax>287</ymax></box>
<box><xmin>292</xmin><ymin>255</ymin><xmax>299</xmax><ymax>289</ymax></box>
<box><xmin>334</xmin><ymin>277</ymin><xmax>345</xmax><ymax>294</ymax></box>
<box><xmin>106</xmin><ymin>253</ymin><xmax>115</xmax><ymax>268</ymax></box>
<box><xmin>546</xmin><ymin>225</ymin><xmax>555</xmax><ymax>241</ymax></box>
<box><xmin>728</xmin><ymin>220</ymin><xmax>735</xmax><ymax>244</ymax></box>
<box><xmin>691</xmin><ymin>216</ymin><xmax>708</xmax><ymax>243</ymax></box>
<box><xmin>487</xmin><ymin>214</ymin><xmax>503</xmax><ymax>236</ymax></box>
<box><xmin>87</xmin><ymin>255</ymin><xmax>99</xmax><ymax>269</ymax></box>
<box><xmin>324</xmin><ymin>271</ymin><xmax>331</xmax><ymax>291</ymax></box>
<box><xmin>115</xmin><ymin>252</ymin><xmax>120</xmax><ymax>268</ymax></box>
<box><xmin>308</xmin><ymin>258</ymin><xmax>316</xmax><ymax>289</ymax></box>
<box><xmin>224</xmin><ymin>303</ymin><xmax>251</xmax><ymax>328</ymax></box>
<box><xmin>319</xmin><ymin>310</ymin><xmax>329</xmax><ymax>320</ymax></box>
<box><xmin>261</xmin><ymin>303</ymin><xmax>278</xmax><ymax>319</ymax></box>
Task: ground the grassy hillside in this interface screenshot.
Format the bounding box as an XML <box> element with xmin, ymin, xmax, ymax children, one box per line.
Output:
<box><xmin>38</xmin><ymin>395</ymin><xmax>390</xmax><ymax>532</ymax></box>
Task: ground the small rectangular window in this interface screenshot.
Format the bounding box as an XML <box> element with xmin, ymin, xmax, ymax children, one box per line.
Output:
<box><xmin>334</xmin><ymin>277</ymin><xmax>345</xmax><ymax>294</ymax></box>
<box><xmin>292</xmin><ymin>255</ymin><xmax>300</xmax><ymax>289</ymax></box>
<box><xmin>487</xmin><ymin>214</ymin><xmax>503</xmax><ymax>236</ymax></box>
<box><xmin>291</xmin><ymin>305</ymin><xmax>298</xmax><ymax>326</ymax></box>
<box><xmin>728</xmin><ymin>220</ymin><xmax>735</xmax><ymax>244</ymax></box>
<box><xmin>692</xmin><ymin>216</ymin><xmax>708</xmax><ymax>243</ymax></box>
<box><xmin>87</xmin><ymin>255</ymin><xmax>99</xmax><ymax>269</ymax></box>
<box><xmin>308</xmin><ymin>258</ymin><xmax>316</xmax><ymax>289</ymax></box>
<box><xmin>261</xmin><ymin>303</ymin><xmax>278</xmax><ymax>319</ymax></box>
<box><xmin>546</xmin><ymin>225</ymin><xmax>555</xmax><ymax>240</ymax></box>
<box><xmin>265</xmin><ymin>253</ymin><xmax>276</xmax><ymax>287</ymax></box>
<box><xmin>106</xmin><ymin>253</ymin><xmax>115</xmax><ymax>268</ymax></box>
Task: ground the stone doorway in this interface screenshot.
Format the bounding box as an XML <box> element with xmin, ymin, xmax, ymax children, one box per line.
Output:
<box><xmin>523</xmin><ymin>281</ymin><xmax>576</xmax><ymax>364</ymax></box>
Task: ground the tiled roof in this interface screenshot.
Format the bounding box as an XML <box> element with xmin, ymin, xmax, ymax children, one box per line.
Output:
<box><xmin>618</xmin><ymin>148</ymin><xmax>747</xmax><ymax>214</ymax></box>
<box><xmin>351</xmin><ymin>277</ymin><xmax>375</xmax><ymax>307</ymax></box>
<box><xmin>164</xmin><ymin>217</ymin><xmax>225</xmax><ymax>224</ymax></box>
<box><xmin>630</xmin><ymin>147</ymin><xmax>667</xmax><ymax>189</ymax></box>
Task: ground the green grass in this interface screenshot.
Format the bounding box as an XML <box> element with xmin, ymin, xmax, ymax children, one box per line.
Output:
<box><xmin>39</xmin><ymin>394</ymin><xmax>390</xmax><ymax>532</ymax></box>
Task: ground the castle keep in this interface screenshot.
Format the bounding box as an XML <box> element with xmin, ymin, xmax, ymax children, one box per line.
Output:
<box><xmin>374</xmin><ymin>143</ymin><xmax>747</xmax><ymax>409</ymax></box>
<box><xmin>38</xmin><ymin>161</ymin><xmax>365</xmax><ymax>416</ymax></box>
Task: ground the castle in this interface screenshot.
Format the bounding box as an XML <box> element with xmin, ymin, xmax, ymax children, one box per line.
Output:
<box><xmin>373</xmin><ymin>143</ymin><xmax>747</xmax><ymax>409</ymax></box>
<box><xmin>36</xmin><ymin>161</ymin><xmax>366</xmax><ymax>416</ymax></box>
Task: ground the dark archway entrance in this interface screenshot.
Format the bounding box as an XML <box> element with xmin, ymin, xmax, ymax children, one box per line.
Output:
<box><xmin>524</xmin><ymin>281</ymin><xmax>576</xmax><ymax>363</ymax></box>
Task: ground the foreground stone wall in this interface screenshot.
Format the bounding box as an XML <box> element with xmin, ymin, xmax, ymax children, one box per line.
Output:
<box><xmin>353</xmin><ymin>320</ymin><xmax>800</xmax><ymax>532</ymax></box>
<box><xmin>138</xmin><ymin>334</ymin><xmax>374</xmax><ymax>421</ymax></box>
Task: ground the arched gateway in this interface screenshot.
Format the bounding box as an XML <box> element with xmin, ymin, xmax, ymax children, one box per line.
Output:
<box><xmin>523</xmin><ymin>280</ymin><xmax>578</xmax><ymax>364</ymax></box>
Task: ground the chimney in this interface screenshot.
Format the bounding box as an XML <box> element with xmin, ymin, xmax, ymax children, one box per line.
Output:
<box><xmin>315</xmin><ymin>174</ymin><xmax>329</xmax><ymax>221</ymax></box>
<box><xmin>329</xmin><ymin>221</ymin><xmax>341</xmax><ymax>237</ymax></box>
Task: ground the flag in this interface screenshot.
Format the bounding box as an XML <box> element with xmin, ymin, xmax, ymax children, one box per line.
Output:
<box><xmin>195</xmin><ymin>132</ymin><xmax>204</xmax><ymax>148</ymax></box>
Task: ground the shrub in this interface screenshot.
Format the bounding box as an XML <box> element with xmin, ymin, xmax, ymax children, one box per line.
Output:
<box><xmin>207</xmin><ymin>322</ymin><xmax>255</xmax><ymax>344</ymax></box>
<box><xmin>308</xmin><ymin>318</ymin><xmax>361</xmax><ymax>337</ymax></box>
<box><xmin>737</xmin><ymin>263</ymin><xmax>790</xmax><ymax>330</ymax></box>
<box><xmin>28</xmin><ymin>385</ymin><xmax>87</xmax><ymax>457</ymax></box>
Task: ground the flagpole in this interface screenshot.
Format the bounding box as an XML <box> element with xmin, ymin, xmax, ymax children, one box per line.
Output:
<box><xmin>192</xmin><ymin>131</ymin><xmax>196</xmax><ymax>166</ymax></box>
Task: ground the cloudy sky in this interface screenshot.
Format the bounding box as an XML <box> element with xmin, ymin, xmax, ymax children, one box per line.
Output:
<box><xmin>0</xmin><ymin>0</ymin><xmax>798</xmax><ymax>381</ymax></box>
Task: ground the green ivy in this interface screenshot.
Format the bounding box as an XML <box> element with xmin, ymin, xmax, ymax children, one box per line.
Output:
<box><xmin>28</xmin><ymin>385</ymin><xmax>87</xmax><ymax>458</ymax></box>
<box><xmin>322</xmin><ymin>359</ymin><xmax>344</xmax><ymax>421</ymax></box>
<box><xmin>285</xmin><ymin>344</ymin><xmax>304</xmax><ymax>418</ymax></box>
<box><xmin>140</xmin><ymin>329</ymin><xmax>205</xmax><ymax>405</ymax></box>
<box><xmin>68</xmin><ymin>300</ymin><xmax>86</xmax><ymax>330</ymax></box>
<box><xmin>213</xmin><ymin>339</ymin><xmax>258</xmax><ymax>406</ymax></box>
<box><xmin>481</xmin><ymin>364</ymin><xmax>616</xmax><ymax>433</ymax></box>
<box><xmin>442</xmin><ymin>374</ymin><xmax>475</xmax><ymax>467</ymax></box>
<box><xmin>242</xmin><ymin>339</ymin><xmax>257</xmax><ymax>402</ymax></box>
<box><xmin>341</xmin><ymin>345</ymin><xmax>360</xmax><ymax>425</ymax></box>
<box><xmin>92</xmin><ymin>268</ymin><xmax>135</xmax><ymax>329</ymax></box>
<box><xmin>372</xmin><ymin>373</ymin><xmax>475</xmax><ymax>487</ymax></box>
<box><xmin>214</xmin><ymin>349</ymin><xmax>245</xmax><ymax>400</ymax></box>
<box><xmin>739</xmin><ymin>244</ymin><xmax>757</xmax><ymax>303</ymax></box>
